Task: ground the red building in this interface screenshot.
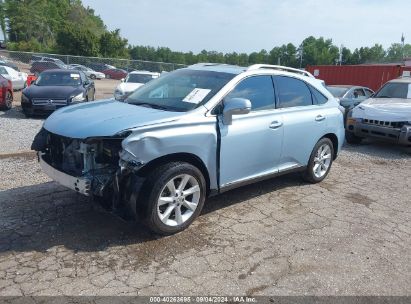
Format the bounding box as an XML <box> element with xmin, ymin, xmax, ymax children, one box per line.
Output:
<box><xmin>306</xmin><ymin>64</ymin><xmax>411</xmax><ymax>92</ymax></box>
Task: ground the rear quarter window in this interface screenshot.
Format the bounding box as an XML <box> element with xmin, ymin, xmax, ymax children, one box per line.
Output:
<box><xmin>310</xmin><ymin>86</ymin><xmax>329</xmax><ymax>104</ymax></box>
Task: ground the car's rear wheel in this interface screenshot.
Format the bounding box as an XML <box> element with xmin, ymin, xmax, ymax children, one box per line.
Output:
<box><xmin>303</xmin><ymin>138</ymin><xmax>334</xmax><ymax>184</ymax></box>
<box><xmin>140</xmin><ymin>162</ymin><xmax>206</xmax><ymax>235</ymax></box>
<box><xmin>345</xmin><ymin>131</ymin><xmax>362</xmax><ymax>144</ymax></box>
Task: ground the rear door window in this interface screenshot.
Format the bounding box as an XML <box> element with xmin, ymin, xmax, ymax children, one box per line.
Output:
<box><xmin>275</xmin><ymin>76</ymin><xmax>313</xmax><ymax>108</ymax></box>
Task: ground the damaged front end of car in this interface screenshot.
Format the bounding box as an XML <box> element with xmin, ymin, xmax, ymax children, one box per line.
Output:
<box><xmin>31</xmin><ymin>128</ymin><xmax>144</xmax><ymax>217</ymax></box>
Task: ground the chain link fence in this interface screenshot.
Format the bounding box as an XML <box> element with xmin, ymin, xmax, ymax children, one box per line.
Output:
<box><xmin>0</xmin><ymin>50</ymin><xmax>186</xmax><ymax>74</ymax></box>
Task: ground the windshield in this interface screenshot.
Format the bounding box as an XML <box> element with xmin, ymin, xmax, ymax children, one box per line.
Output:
<box><xmin>36</xmin><ymin>72</ymin><xmax>81</xmax><ymax>86</ymax></box>
<box><xmin>326</xmin><ymin>86</ymin><xmax>349</xmax><ymax>98</ymax></box>
<box><xmin>126</xmin><ymin>74</ymin><xmax>157</xmax><ymax>84</ymax></box>
<box><xmin>374</xmin><ymin>82</ymin><xmax>411</xmax><ymax>99</ymax></box>
<box><xmin>125</xmin><ymin>69</ymin><xmax>235</xmax><ymax>112</ymax></box>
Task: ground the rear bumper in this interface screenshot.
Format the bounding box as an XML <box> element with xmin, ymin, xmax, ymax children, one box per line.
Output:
<box><xmin>347</xmin><ymin>119</ymin><xmax>411</xmax><ymax>145</ymax></box>
<box><xmin>39</xmin><ymin>154</ymin><xmax>92</xmax><ymax>196</ymax></box>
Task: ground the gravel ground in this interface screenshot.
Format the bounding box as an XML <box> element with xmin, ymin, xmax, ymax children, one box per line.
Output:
<box><xmin>0</xmin><ymin>79</ymin><xmax>119</xmax><ymax>154</ymax></box>
<box><xmin>0</xmin><ymin>142</ymin><xmax>410</xmax><ymax>296</ymax></box>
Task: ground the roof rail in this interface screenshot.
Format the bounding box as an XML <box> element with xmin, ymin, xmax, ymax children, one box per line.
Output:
<box><xmin>247</xmin><ymin>64</ymin><xmax>314</xmax><ymax>78</ymax></box>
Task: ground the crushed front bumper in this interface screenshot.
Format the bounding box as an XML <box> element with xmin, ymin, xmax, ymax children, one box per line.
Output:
<box><xmin>39</xmin><ymin>154</ymin><xmax>92</xmax><ymax>196</ymax></box>
<box><xmin>346</xmin><ymin>118</ymin><xmax>411</xmax><ymax>145</ymax></box>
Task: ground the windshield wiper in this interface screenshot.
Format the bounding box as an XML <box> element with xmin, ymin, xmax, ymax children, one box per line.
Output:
<box><xmin>132</xmin><ymin>102</ymin><xmax>170</xmax><ymax>111</ymax></box>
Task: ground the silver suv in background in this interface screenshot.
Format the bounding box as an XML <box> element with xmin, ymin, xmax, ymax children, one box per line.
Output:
<box><xmin>346</xmin><ymin>78</ymin><xmax>411</xmax><ymax>145</ymax></box>
<box><xmin>32</xmin><ymin>64</ymin><xmax>345</xmax><ymax>235</ymax></box>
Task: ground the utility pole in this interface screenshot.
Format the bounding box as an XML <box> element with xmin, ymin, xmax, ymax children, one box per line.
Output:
<box><xmin>298</xmin><ymin>43</ymin><xmax>303</xmax><ymax>68</ymax></box>
<box><xmin>339</xmin><ymin>44</ymin><xmax>344</xmax><ymax>66</ymax></box>
<box><xmin>401</xmin><ymin>33</ymin><xmax>405</xmax><ymax>60</ymax></box>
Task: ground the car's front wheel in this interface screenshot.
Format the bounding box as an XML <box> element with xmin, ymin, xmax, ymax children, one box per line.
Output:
<box><xmin>140</xmin><ymin>162</ymin><xmax>206</xmax><ymax>235</ymax></box>
<box><xmin>303</xmin><ymin>138</ymin><xmax>334</xmax><ymax>184</ymax></box>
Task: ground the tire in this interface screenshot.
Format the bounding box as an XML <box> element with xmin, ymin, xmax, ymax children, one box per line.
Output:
<box><xmin>90</xmin><ymin>74</ymin><xmax>96</xmax><ymax>80</ymax></box>
<box><xmin>303</xmin><ymin>138</ymin><xmax>334</xmax><ymax>184</ymax></box>
<box><xmin>23</xmin><ymin>110</ymin><xmax>31</xmax><ymax>118</ymax></box>
<box><xmin>139</xmin><ymin>162</ymin><xmax>206</xmax><ymax>235</ymax></box>
<box><xmin>2</xmin><ymin>90</ymin><xmax>13</xmax><ymax>110</ymax></box>
<box><xmin>345</xmin><ymin>131</ymin><xmax>362</xmax><ymax>144</ymax></box>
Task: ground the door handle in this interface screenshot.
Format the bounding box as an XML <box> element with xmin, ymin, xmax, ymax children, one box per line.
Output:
<box><xmin>269</xmin><ymin>121</ymin><xmax>283</xmax><ymax>129</ymax></box>
<box><xmin>315</xmin><ymin>115</ymin><xmax>326</xmax><ymax>122</ymax></box>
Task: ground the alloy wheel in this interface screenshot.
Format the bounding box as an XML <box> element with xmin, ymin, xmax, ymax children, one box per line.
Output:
<box><xmin>313</xmin><ymin>143</ymin><xmax>332</xmax><ymax>178</ymax></box>
<box><xmin>157</xmin><ymin>174</ymin><xmax>201</xmax><ymax>227</ymax></box>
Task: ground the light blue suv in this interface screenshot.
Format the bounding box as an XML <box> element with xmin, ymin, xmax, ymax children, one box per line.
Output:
<box><xmin>32</xmin><ymin>64</ymin><xmax>345</xmax><ymax>234</ymax></box>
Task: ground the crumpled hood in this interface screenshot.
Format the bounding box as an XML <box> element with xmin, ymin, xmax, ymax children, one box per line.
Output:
<box><xmin>352</xmin><ymin>98</ymin><xmax>411</xmax><ymax>121</ymax></box>
<box><xmin>43</xmin><ymin>100</ymin><xmax>185</xmax><ymax>139</ymax></box>
<box><xmin>116</xmin><ymin>82</ymin><xmax>144</xmax><ymax>93</ymax></box>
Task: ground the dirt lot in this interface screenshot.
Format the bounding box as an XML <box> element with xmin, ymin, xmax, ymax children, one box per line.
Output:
<box><xmin>0</xmin><ymin>139</ymin><xmax>410</xmax><ymax>295</ymax></box>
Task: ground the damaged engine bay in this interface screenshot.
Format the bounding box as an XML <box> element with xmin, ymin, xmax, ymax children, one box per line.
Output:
<box><xmin>32</xmin><ymin>129</ymin><xmax>139</xmax><ymax>214</ymax></box>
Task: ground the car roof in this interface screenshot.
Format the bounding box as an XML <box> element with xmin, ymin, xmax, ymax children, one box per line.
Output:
<box><xmin>188</xmin><ymin>63</ymin><xmax>247</xmax><ymax>75</ymax></box>
<box><xmin>327</xmin><ymin>85</ymin><xmax>356</xmax><ymax>89</ymax></box>
<box><xmin>129</xmin><ymin>70</ymin><xmax>160</xmax><ymax>75</ymax></box>
<box><xmin>388</xmin><ymin>77</ymin><xmax>411</xmax><ymax>84</ymax></box>
<box><xmin>41</xmin><ymin>69</ymin><xmax>79</xmax><ymax>73</ymax></box>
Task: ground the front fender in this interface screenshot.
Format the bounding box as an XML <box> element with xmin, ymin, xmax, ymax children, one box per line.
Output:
<box><xmin>120</xmin><ymin>118</ymin><xmax>219</xmax><ymax>189</ymax></box>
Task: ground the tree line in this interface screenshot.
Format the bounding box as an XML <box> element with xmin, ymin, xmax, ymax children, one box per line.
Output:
<box><xmin>0</xmin><ymin>0</ymin><xmax>410</xmax><ymax>67</ymax></box>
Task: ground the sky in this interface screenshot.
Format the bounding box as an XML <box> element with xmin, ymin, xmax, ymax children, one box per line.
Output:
<box><xmin>82</xmin><ymin>0</ymin><xmax>410</xmax><ymax>53</ymax></box>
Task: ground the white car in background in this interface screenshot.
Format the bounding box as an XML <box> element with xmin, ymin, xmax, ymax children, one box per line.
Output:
<box><xmin>346</xmin><ymin>77</ymin><xmax>411</xmax><ymax>145</ymax></box>
<box><xmin>0</xmin><ymin>65</ymin><xmax>28</xmax><ymax>90</ymax></box>
<box><xmin>114</xmin><ymin>71</ymin><xmax>160</xmax><ymax>99</ymax></box>
<box><xmin>68</xmin><ymin>64</ymin><xmax>106</xmax><ymax>80</ymax></box>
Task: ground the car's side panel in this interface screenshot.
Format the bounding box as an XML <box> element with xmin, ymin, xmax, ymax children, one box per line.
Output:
<box><xmin>218</xmin><ymin>110</ymin><xmax>283</xmax><ymax>187</ymax></box>
<box><xmin>278</xmin><ymin>105</ymin><xmax>331</xmax><ymax>167</ymax></box>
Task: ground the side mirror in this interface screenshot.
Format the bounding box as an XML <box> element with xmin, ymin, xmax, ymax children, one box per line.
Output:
<box><xmin>222</xmin><ymin>98</ymin><xmax>252</xmax><ymax>125</ymax></box>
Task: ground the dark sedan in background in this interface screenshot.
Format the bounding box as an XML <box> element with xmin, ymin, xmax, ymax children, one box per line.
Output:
<box><xmin>21</xmin><ymin>69</ymin><xmax>95</xmax><ymax>117</ymax></box>
<box><xmin>30</xmin><ymin>61</ymin><xmax>66</xmax><ymax>75</ymax></box>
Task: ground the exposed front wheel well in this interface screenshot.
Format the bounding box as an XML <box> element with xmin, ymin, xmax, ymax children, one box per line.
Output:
<box><xmin>322</xmin><ymin>133</ymin><xmax>339</xmax><ymax>160</ymax></box>
<box><xmin>137</xmin><ymin>153</ymin><xmax>211</xmax><ymax>195</ymax></box>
